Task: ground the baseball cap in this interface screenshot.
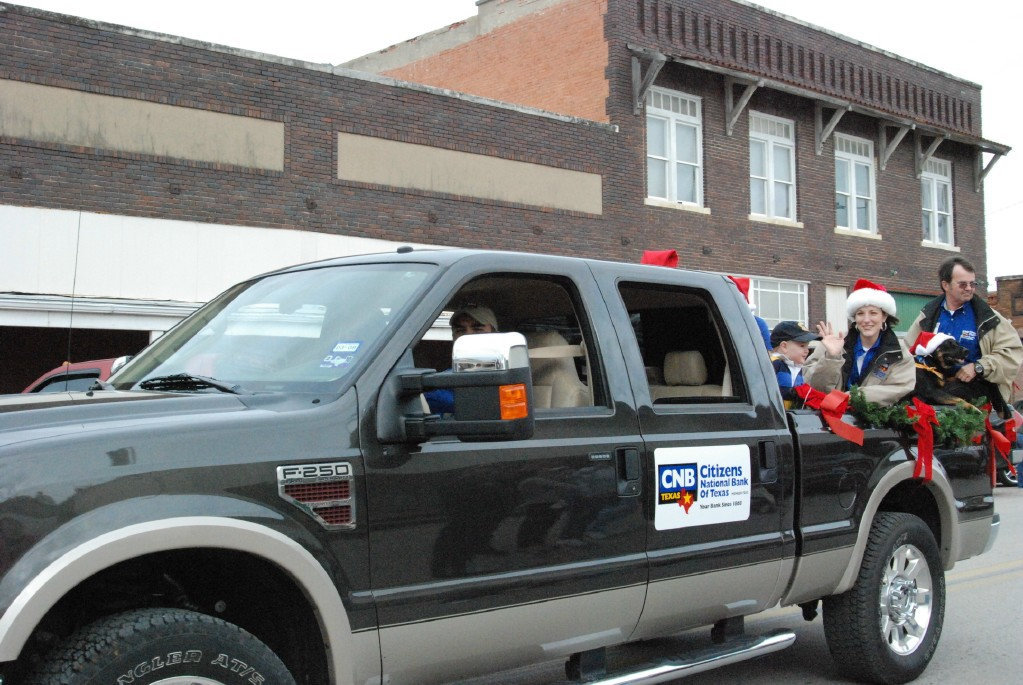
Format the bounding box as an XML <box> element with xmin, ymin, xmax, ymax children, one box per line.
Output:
<box><xmin>450</xmin><ymin>306</ymin><xmax>499</xmax><ymax>332</ymax></box>
<box><xmin>770</xmin><ymin>321</ymin><xmax>819</xmax><ymax>347</ymax></box>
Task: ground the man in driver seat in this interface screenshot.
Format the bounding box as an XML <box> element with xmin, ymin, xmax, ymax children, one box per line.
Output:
<box><xmin>424</xmin><ymin>306</ymin><xmax>499</xmax><ymax>414</ymax></box>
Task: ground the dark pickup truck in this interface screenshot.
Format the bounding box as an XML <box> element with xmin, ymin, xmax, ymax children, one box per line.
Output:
<box><xmin>0</xmin><ymin>249</ymin><xmax>997</xmax><ymax>685</ymax></box>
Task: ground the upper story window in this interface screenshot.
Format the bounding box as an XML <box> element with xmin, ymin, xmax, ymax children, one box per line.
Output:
<box><xmin>921</xmin><ymin>159</ymin><xmax>954</xmax><ymax>246</ymax></box>
<box><xmin>646</xmin><ymin>88</ymin><xmax>703</xmax><ymax>206</ymax></box>
<box><xmin>834</xmin><ymin>134</ymin><xmax>876</xmax><ymax>233</ymax></box>
<box><xmin>749</xmin><ymin>112</ymin><xmax>796</xmax><ymax>221</ymax></box>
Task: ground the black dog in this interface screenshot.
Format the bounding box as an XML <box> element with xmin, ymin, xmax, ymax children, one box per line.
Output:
<box><xmin>914</xmin><ymin>338</ymin><xmax>1008</xmax><ymax>415</ymax></box>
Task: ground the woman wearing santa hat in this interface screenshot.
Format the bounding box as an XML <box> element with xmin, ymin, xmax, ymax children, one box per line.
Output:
<box><xmin>804</xmin><ymin>278</ymin><xmax>915</xmax><ymax>406</ymax></box>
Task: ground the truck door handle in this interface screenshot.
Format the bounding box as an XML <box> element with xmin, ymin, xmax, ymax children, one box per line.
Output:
<box><xmin>616</xmin><ymin>447</ymin><xmax>641</xmax><ymax>497</ymax></box>
<box><xmin>758</xmin><ymin>440</ymin><xmax>778</xmax><ymax>484</ymax></box>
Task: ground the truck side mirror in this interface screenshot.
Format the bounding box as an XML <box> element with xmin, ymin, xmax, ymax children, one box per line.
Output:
<box><xmin>377</xmin><ymin>333</ymin><xmax>535</xmax><ymax>444</ymax></box>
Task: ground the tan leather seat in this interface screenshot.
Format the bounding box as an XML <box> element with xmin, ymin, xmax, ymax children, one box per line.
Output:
<box><xmin>526</xmin><ymin>331</ymin><xmax>590</xmax><ymax>409</ymax></box>
<box><xmin>650</xmin><ymin>350</ymin><xmax>722</xmax><ymax>401</ymax></box>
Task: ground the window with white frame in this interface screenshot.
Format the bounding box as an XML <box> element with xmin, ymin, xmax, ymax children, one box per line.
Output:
<box><xmin>751</xmin><ymin>277</ymin><xmax>808</xmax><ymax>330</ymax></box>
<box><xmin>834</xmin><ymin>134</ymin><xmax>876</xmax><ymax>232</ymax></box>
<box><xmin>921</xmin><ymin>159</ymin><xmax>954</xmax><ymax>246</ymax></box>
<box><xmin>749</xmin><ymin>112</ymin><xmax>796</xmax><ymax>221</ymax></box>
<box><xmin>646</xmin><ymin>88</ymin><xmax>703</xmax><ymax>206</ymax></box>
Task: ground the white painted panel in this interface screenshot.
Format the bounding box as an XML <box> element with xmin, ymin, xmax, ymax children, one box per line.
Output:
<box><xmin>0</xmin><ymin>204</ymin><xmax>441</xmax><ymax>327</ymax></box>
<box><xmin>825</xmin><ymin>284</ymin><xmax>850</xmax><ymax>334</ymax></box>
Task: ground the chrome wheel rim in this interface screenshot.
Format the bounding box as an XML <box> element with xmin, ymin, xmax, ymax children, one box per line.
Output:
<box><xmin>880</xmin><ymin>543</ymin><xmax>933</xmax><ymax>656</ymax></box>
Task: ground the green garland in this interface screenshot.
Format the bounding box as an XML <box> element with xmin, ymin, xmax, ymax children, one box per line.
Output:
<box><xmin>847</xmin><ymin>386</ymin><xmax>987</xmax><ymax>448</ymax></box>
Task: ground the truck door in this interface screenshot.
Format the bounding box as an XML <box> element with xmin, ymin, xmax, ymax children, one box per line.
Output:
<box><xmin>595</xmin><ymin>269</ymin><xmax>795</xmax><ymax>639</ymax></box>
<box><xmin>360</xmin><ymin>261</ymin><xmax>647</xmax><ymax>684</ymax></box>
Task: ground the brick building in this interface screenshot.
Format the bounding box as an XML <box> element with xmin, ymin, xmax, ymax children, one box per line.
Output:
<box><xmin>0</xmin><ymin>0</ymin><xmax>1009</xmax><ymax>392</ymax></box>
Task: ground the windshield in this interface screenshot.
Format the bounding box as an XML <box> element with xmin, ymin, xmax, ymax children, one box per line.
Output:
<box><xmin>111</xmin><ymin>263</ymin><xmax>435</xmax><ymax>393</ymax></box>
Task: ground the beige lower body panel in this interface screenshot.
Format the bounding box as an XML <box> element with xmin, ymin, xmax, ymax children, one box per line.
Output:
<box><xmin>780</xmin><ymin>546</ymin><xmax>855</xmax><ymax>605</ymax></box>
<box><xmin>629</xmin><ymin>560</ymin><xmax>789</xmax><ymax>641</ymax></box>
<box><xmin>377</xmin><ymin>584</ymin><xmax>645</xmax><ymax>685</ymax></box>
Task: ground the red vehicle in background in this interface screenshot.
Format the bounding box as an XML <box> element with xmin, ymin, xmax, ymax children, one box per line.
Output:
<box><xmin>22</xmin><ymin>357</ymin><xmax>131</xmax><ymax>394</ymax></box>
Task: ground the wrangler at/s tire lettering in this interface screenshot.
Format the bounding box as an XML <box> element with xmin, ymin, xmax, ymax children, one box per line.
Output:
<box><xmin>822</xmin><ymin>512</ymin><xmax>945</xmax><ymax>684</ymax></box>
<box><xmin>26</xmin><ymin>608</ymin><xmax>296</xmax><ymax>685</ymax></box>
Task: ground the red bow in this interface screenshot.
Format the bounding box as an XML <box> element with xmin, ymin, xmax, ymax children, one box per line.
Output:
<box><xmin>983</xmin><ymin>405</ymin><xmax>1014</xmax><ymax>486</ymax></box>
<box><xmin>906</xmin><ymin>398</ymin><xmax>939</xmax><ymax>481</ymax></box>
<box><xmin>795</xmin><ymin>385</ymin><xmax>864</xmax><ymax>445</ymax></box>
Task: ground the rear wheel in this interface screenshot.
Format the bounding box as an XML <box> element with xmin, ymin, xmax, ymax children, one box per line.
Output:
<box><xmin>823</xmin><ymin>512</ymin><xmax>945</xmax><ymax>684</ymax></box>
<box><xmin>27</xmin><ymin>608</ymin><xmax>296</xmax><ymax>685</ymax></box>
<box><xmin>996</xmin><ymin>463</ymin><xmax>1018</xmax><ymax>487</ymax></box>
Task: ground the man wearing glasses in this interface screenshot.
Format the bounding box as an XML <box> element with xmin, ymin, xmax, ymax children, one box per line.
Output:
<box><xmin>906</xmin><ymin>256</ymin><xmax>1022</xmax><ymax>407</ymax></box>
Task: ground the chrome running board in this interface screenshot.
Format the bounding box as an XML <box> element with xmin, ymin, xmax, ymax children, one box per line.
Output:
<box><xmin>557</xmin><ymin>629</ymin><xmax>796</xmax><ymax>685</ymax></box>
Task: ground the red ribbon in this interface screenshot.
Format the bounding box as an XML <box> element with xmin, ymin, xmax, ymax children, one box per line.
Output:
<box><xmin>795</xmin><ymin>385</ymin><xmax>864</xmax><ymax>446</ymax></box>
<box><xmin>984</xmin><ymin>408</ymin><xmax>1014</xmax><ymax>486</ymax></box>
<box><xmin>906</xmin><ymin>398</ymin><xmax>939</xmax><ymax>481</ymax></box>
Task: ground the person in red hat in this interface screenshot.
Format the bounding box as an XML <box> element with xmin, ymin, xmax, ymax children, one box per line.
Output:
<box><xmin>804</xmin><ymin>278</ymin><xmax>915</xmax><ymax>406</ymax></box>
<box><xmin>905</xmin><ymin>256</ymin><xmax>1022</xmax><ymax>410</ymax></box>
<box><xmin>728</xmin><ymin>276</ymin><xmax>772</xmax><ymax>350</ymax></box>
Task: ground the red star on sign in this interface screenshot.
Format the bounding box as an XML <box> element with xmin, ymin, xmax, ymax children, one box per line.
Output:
<box><xmin>679</xmin><ymin>490</ymin><xmax>694</xmax><ymax>513</ymax></box>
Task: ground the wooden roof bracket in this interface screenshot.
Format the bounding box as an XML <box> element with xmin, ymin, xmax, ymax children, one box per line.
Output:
<box><xmin>814</xmin><ymin>101</ymin><xmax>850</xmax><ymax>154</ymax></box>
<box><xmin>974</xmin><ymin>149</ymin><xmax>1003</xmax><ymax>192</ymax></box>
<box><xmin>631</xmin><ymin>50</ymin><xmax>667</xmax><ymax>115</ymax></box>
<box><xmin>914</xmin><ymin>130</ymin><xmax>946</xmax><ymax>178</ymax></box>
<box><xmin>725</xmin><ymin>76</ymin><xmax>762</xmax><ymax>136</ymax></box>
<box><xmin>878</xmin><ymin>122</ymin><xmax>913</xmax><ymax>171</ymax></box>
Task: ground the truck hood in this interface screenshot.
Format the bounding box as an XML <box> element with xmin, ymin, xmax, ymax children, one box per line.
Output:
<box><xmin>0</xmin><ymin>390</ymin><xmax>250</xmax><ymax>450</ymax></box>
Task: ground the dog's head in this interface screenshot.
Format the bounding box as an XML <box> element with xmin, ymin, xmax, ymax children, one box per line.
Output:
<box><xmin>927</xmin><ymin>338</ymin><xmax>970</xmax><ymax>376</ymax></box>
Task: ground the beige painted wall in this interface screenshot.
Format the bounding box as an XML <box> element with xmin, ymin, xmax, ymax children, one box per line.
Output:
<box><xmin>0</xmin><ymin>79</ymin><xmax>283</xmax><ymax>171</ymax></box>
<box><xmin>337</xmin><ymin>133</ymin><xmax>602</xmax><ymax>215</ymax></box>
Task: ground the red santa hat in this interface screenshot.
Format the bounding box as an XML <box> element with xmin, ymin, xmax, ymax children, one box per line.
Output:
<box><xmin>727</xmin><ymin>276</ymin><xmax>751</xmax><ymax>303</ymax></box>
<box><xmin>910</xmin><ymin>331</ymin><xmax>955</xmax><ymax>356</ymax></box>
<box><xmin>640</xmin><ymin>249</ymin><xmax>679</xmax><ymax>268</ymax></box>
<box><xmin>846</xmin><ymin>278</ymin><xmax>897</xmax><ymax>320</ymax></box>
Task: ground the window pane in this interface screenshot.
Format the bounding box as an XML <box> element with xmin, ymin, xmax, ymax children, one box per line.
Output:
<box><xmin>773</xmin><ymin>146</ymin><xmax>792</xmax><ymax>182</ymax></box>
<box><xmin>937</xmin><ymin>214</ymin><xmax>950</xmax><ymax>244</ymax></box>
<box><xmin>774</xmin><ymin>181</ymin><xmax>791</xmax><ymax>218</ymax></box>
<box><xmin>836</xmin><ymin>193</ymin><xmax>849</xmax><ymax>227</ymax></box>
<box><xmin>779</xmin><ymin>291</ymin><xmax>802</xmax><ymax>320</ymax></box>
<box><xmin>937</xmin><ymin>182</ymin><xmax>949</xmax><ymax>212</ymax></box>
<box><xmin>922</xmin><ymin>211</ymin><xmax>933</xmax><ymax>241</ymax></box>
<box><xmin>675</xmin><ymin>123</ymin><xmax>697</xmax><ymax>164</ymax></box>
<box><xmin>750</xmin><ymin>140</ymin><xmax>766</xmax><ymax>176</ymax></box>
<box><xmin>921</xmin><ymin>179</ymin><xmax>933</xmax><ymax>210</ymax></box>
<box><xmin>835</xmin><ymin>159</ymin><xmax>849</xmax><ymax>193</ymax></box>
<box><xmin>647</xmin><ymin>117</ymin><xmax>667</xmax><ymax>157</ymax></box>
<box><xmin>855</xmin><ymin>162</ymin><xmax>870</xmax><ymax>195</ymax></box>
<box><xmin>647</xmin><ymin>158</ymin><xmax>667</xmax><ymax>198</ymax></box>
<box><xmin>758</xmin><ymin>292</ymin><xmax>780</xmax><ymax>320</ymax></box>
<box><xmin>676</xmin><ymin>163</ymin><xmax>696</xmax><ymax>203</ymax></box>
<box><xmin>751</xmin><ymin>178</ymin><xmax>766</xmax><ymax>214</ymax></box>
<box><xmin>856</xmin><ymin>197</ymin><xmax>870</xmax><ymax>230</ymax></box>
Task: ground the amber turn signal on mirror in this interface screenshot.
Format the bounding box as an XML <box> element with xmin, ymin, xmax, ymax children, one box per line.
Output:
<box><xmin>499</xmin><ymin>383</ymin><xmax>528</xmax><ymax>420</ymax></box>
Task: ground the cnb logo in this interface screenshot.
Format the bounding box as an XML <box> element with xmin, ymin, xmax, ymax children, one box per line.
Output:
<box><xmin>658</xmin><ymin>464</ymin><xmax>698</xmax><ymax>513</ymax></box>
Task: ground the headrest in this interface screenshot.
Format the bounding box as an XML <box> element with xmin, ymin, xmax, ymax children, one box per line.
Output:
<box><xmin>525</xmin><ymin>330</ymin><xmax>569</xmax><ymax>348</ymax></box>
<box><xmin>663</xmin><ymin>350</ymin><xmax>707</xmax><ymax>386</ymax></box>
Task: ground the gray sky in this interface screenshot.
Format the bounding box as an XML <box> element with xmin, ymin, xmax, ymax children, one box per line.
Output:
<box><xmin>14</xmin><ymin>0</ymin><xmax>1021</xmax><ymax>284</ymax></box>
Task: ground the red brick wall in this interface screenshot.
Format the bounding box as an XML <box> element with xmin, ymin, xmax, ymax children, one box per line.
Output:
<box><xmin>0</xmin><ymin>3</ymin><xmax>991</xmax><ymax>329</ymax></box>
<box><xmin>383</xmin><ymin>0</ymin><xmax>610</xmax><ymax>122</ymax></box>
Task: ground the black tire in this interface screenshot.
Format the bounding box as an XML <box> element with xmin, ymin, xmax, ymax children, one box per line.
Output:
<box><xmin>823</xmin><ymin>512</ymin><xmax>945</xmax><ymax>684</ymax></box>
<box><xmin>27</xmin><ymin>608</ymin><xmax>296</xmax><ymax>685</ymax></box>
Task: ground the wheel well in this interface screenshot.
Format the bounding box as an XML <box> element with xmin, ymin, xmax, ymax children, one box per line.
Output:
<box><xmin>25</xmin><ymin>548</ymin><xmax>330</xmax><ymax>684</ymax></box>
<box><xmin>876</xmin><ymin>480</ymin><xmax>942</xmax><ymax>549</ymax></box>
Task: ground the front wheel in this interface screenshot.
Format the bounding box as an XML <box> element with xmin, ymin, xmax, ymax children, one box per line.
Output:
<box><xmin>823</xmin><ymin>512</ymin><xmax>945</xmax><ymax>684</ymax></box>
<box><xmin>27</xmin><ymin>608</ymin><xmax>296</xmax><ymax>685</ymax></box>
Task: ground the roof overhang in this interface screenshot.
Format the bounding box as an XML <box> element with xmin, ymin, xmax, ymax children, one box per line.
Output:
<box><xmin>628</xmin><ymin>44</ymin><xmax>1011</xmax><ymax>156</ymax></box>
